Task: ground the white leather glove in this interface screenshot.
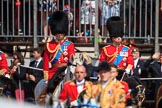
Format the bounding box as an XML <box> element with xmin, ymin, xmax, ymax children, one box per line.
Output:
<box><xmin>125</xmin><ymin>69</ymin><xmax>131</xmax><ymax>75</ymax></box>
<box><xmin>59</xmin><ymin>101</ymin><xmax>66</xmax><ymax>108</ymax></box>
<box><xmin>90</xmin><ymin>98</ymin><xmax>98</xmax><ymax>106</ymax></box>
<box><xmin>82</xmin><ymin>98</ymin><xmax>89</xmax><ymax>108</ymax></box>
<box><xmin>83</xmin><ymin>98</ymin><xmax>89</xmax><ymax>104</ymax></box>
<box><xmin>70</xmin><ymin>100</ymin><xmax>78</xmax><ymax>107</ymax></box>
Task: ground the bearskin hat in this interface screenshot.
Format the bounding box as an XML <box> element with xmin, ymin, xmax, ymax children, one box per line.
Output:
<box><xmin>48</xmin><ymin>11</ymin><xmax>69</xmax><ymax>35</ymax></box>
<box><xmin>97</xmin><ymin>61</ymin><xmax>111</xmax><ymax>72</ymax></box>
<box><xmin>106</xmin><ymin>16</ymin><xmax>124</xmax><ymax>38</ymax></box>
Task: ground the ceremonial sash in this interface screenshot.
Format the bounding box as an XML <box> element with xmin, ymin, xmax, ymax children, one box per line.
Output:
<box><xmin>113</xmin><ymin>46</ymin><xmax>128</xmax><ymax>66</ymax></box>
<box><xmin>51</xmin><ymin>41</ymin><xmax>70</xmax><ymax>64</ymax></box>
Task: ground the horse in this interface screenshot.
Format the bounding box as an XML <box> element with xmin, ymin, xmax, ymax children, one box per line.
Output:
<box><xmin>35</xmin><ymin>52</ymin><xmax>99</xmax><ymax>107</ymax></box>
<box><xmin>115</xmin><ymin>69</ymin><xmax>146</xmax><ymax>107</ymax></box>
<box><xmin>34</xmin><ymin>65</ymin><xmax>73</xmax><ymax>105</ymax></box>
<box><xmin>34</xmin><ymin>53</ymin><xmax>95</xmax><ymax>106</ymax></box>
<box><xmin>79</xmin><ymin>52</ymin><xmax>98</xmax><ymax>82</ymax></box>
<box><xmin>123</xmin><ymin>75</ymin><xmax>145</xmax><ymax>107</ymax></box>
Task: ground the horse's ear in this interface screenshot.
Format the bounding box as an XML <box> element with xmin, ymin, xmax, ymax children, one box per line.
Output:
<box><xmin>79</xmin><ymin>53</ymin><xmax>84</xmax><ymax>62</ymax></box>
<box><xmin>70</xmin><ymin>55</ymin><xmax>75</xmax><ymax>63</ymax></box>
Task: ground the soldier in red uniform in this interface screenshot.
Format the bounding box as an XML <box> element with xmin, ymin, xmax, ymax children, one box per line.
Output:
<box><xmin>59</xmin><ymin>65</ymin><xmax>92</xmax><ymax>107</ymax></box>
<box><xmin>43</xmin><ymin>11</ymin><xmax>75</xmax><ymax>80</ymax></box>
<box><xmin>0</xmin><ymin>50</ymin><xmax>8</xmax><ymax>75</ymax></box>
<box><xmin>99</xmin><ymin>16</ymin><xmax>134</xmax><ymax>75</ymax></box>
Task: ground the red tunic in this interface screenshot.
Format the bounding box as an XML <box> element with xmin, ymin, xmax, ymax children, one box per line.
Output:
<box><xmin>0</xmin><ymin>51</ymin><xmax>8</xmax><ymax>75</ymax></box>
<box><xmin>99</xmin><ymin>44</ymin><xmax>134</xmax><ymax>70</ymax></box>
<box><xmin>120</xmin><ymin>81</ymin><xmax>131</xmax><ymax>99</ymax></box>
<box><xmin>43</xmin><ymin>39</ymin><xmax>75</xmax><ymax>79</ymax></box>
<box><xmin>59</xmin><ymin>80</ymin><xmax>92</xmax><ymax>102</ymax></box>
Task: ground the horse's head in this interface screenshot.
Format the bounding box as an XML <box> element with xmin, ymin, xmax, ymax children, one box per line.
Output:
<box><xmin>69</xmin><ymin>54</ymin><xmax>84</xmax><ymax>66</ymax></box>
<box><xmin>68</xmin><ymin>53</ymin><xmax>99</xmax><ymax>82</ymax></box>
<box><xmin>79</xmin><ymin>52</ymin><xmax>92</xmax><ymax>65</ymax></box>
<box><xmin>68</xmin><ymin>54</ymin><xmax>85</xmax><ymax>74</ymax></box>
<box><xmin>69</xmin><ymin>52</ymin><xmax>92</xmax><ymax>65</ymax></box>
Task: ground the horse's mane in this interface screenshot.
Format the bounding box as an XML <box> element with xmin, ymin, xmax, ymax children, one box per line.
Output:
<box><xmin>47</xmin><ymin>66</ymin><xmax>67</xmax><ymax>94</ymax></box>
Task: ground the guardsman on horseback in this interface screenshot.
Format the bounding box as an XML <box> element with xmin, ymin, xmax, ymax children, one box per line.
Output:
<box><xmin>99</xmin><ymin>16</ymin><xmax>134</xmax><ymax>75</ymax></box>
<box><xmin>59</xmin><ymin>65</ymin><xmax>93</xmax><ymax>107</ymax></box>
<box><xmin>0</xmin><ymin>50</ymin><xmax>8</xmax><ymax>76</ymax></box>
<box><xmin>43</xmin><ymin>11</ymin><xmax>75</xmax><ymax>80</ymax></box>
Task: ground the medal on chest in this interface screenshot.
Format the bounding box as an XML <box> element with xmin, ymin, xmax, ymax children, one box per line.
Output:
<box><xmin>64</xmin><ymin>57</ymin><xmax>68</xmax><ymax>62</ymax></box>
<box><xmin>63</xmin><ymin>45</ymin><xmax>68</xmax><ymax>56</ymax></box>
<box><xmin>120</xmin><ymin>51</ymin><xmax>128</xmax><ymax>57</ymax></box>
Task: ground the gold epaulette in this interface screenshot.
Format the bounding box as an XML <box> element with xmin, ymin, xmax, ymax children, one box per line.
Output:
<box><xmin>103</xmin><ymin>45</ymin><xmax>118</xmax><ymax>63</ymax></box>
<box><xmin>46</xmin><ymin>42</ymin><xmax>61</xmax><ymax>53</ymax></box>
<box><xmin>103</xmin><ymin>45</ymin><xmax>117</xmax><ymax>57</ymax></box>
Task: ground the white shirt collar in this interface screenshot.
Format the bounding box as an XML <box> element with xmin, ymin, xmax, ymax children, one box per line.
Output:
<box><xmin>76</xmin><ymin>79</ymin><xmax>85</xmax><ymax>86</ymax></box>
<box><xmin>36</xmin><ymin>57</ymin><xmax>42</xmax><ymax>63</ymax></box>
<box><xmin>35</xmin><ymin>57</ymin><xmax>42</xmax><ymax>67</ymax></box>
<box><xmin>76</xmin><ymin>79</ymin><xmax>85</xmax><ymax>93</ymax></box>
<box><xmin>134</xmin><ymin>58</ymin><xmax>139</xmax><ymax>68</ymax></box>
